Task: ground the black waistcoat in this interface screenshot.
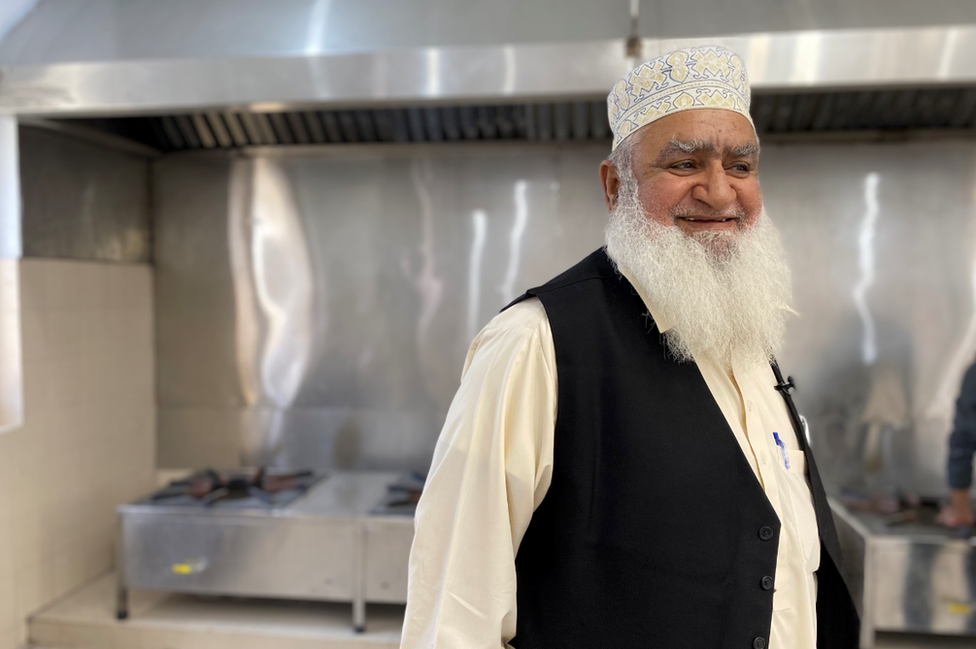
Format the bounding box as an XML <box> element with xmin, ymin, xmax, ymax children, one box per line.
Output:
<box><xmin>508</xmin><ymin>249</ymin><xmax>859</xmax><ymax>649</ymax></box>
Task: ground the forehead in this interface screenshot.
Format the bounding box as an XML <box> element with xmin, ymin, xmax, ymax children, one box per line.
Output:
<box><xmin>632</xmin><ymin>109</ymin><xmax>758</xmax><ymax>155</ymax></box>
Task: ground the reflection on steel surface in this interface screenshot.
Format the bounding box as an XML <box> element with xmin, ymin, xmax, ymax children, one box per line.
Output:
<box><xmin>927</xmin><ymin>241</ymin><xmax>976</xmax><ymax>424</ymax></box>
<box><xmin>467</xmin><ymin>209</ymin><xmax>487</xmax><ymax>342</ymax></box>
<box><xmin>229</xmin><ymin>159</ymin><xmax>314</xmax><ymax>465</ymax></box>
<box><xmin>407</xmin><ymin>157</ymin><xmax>445</xmax><ymax>409</ymax></box>
<box><xmin>501</xmin><ymin>180</ymin><xmax>529</xmax><ymax>306</ymax></box>
<box><xmin>0</xmin><ymin>117</ymin><xmax>22</xmax><ymax>434</ymax></box>
<box><xmin>7</xmin><ymin>0</ymin><xmax>976</xmax><ymax>72</ymax></box>
<box><xmin>0</xmin><ymin>260</ymin><xmax>22</xmax><ymax>434</ymax></box>
<box><xmin>0</xmin><ymin>0</ymin><xmax>631</xmax><ymax>65</ymax></box>
<box><xmin>853</xmin><ymin>173</ymin><xmax>879</xmax><ymax>366</ymax></box>
<box><xmin>11</xmin><ymin>26</ymin><xmax>976</xmax><ymax>115</ymax></box>
<box><xmin>0</xmin><ymin>117</ymin><xmax>20</xmax><ymax>259</ymax></box>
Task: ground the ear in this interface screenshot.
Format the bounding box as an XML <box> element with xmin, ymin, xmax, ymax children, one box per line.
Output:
<box><xmin>599</xmin><ymin>160</ymin><xmax>620</xmax><ymax>213</ymax></box>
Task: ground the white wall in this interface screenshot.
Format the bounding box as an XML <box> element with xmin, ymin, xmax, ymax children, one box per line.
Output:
<box><xmin>0</xmin><ymin>260</ymin><xmax>22</xmax><ymax>436</ymax></box>
<box><xmin>0</xmin><ymin>258</ymin><xmax>156</xmax><ymax>648</ymax></box>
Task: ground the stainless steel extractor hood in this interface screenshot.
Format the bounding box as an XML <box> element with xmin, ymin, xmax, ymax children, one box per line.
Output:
<box><xmin>43</xmin><ymin>86</ymin><xmax>976</xmax><ymax>154</ymax></box>
<box><xmin>6</xmin><ymin>0</ymin><xmax>976</xmax><ymax>121</ymax></box>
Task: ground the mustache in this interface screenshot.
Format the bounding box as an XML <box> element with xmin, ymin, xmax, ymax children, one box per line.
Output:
<box><xmin>669</xmin><ymin>204</ymin><xmax>748</xmax><ymax>220</ymax></box>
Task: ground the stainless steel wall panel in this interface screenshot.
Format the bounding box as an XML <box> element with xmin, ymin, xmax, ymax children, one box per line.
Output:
<box><xmin>154</xmin><ymin>144</ymin><xmax>609</xmax><ymax>470</ymax></box>
<box><xmin>19</xmin><ymin>126</ymin><xmax>150</xmax><ymax>262</ymax></box>
<box><xmin>155</xmin><ymin>140</ymin><xmax>976</xmax><ymax>500</ymax></box>
<box><xmin>761</xmin><ymin>142</ymin><xmax>976</xmax><ymax>497</ymax></box>
<box><xmin>153</xmin><ymin>155</ymin><xmax>240</xmax><ymax>407</ymax></box>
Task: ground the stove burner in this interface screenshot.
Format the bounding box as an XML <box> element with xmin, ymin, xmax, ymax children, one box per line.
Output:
<box><xmin>371</xmin><ymin>472</ymin><xmax>426</xmax><ymax>515</ymax></box>
<box><xmin>150</xmin><ymin>468</ymin><xmax>320</xmax><ymax>508</ymax></box>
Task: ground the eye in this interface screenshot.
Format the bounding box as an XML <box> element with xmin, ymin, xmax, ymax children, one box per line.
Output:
<box><xmin>728</xmin><ymin>162</ymin><xmax>753</xmax><ymax>174</ymax></box>
<box><xmin>669</xmin><ymin>160</ymin><xmax>697</xmax><ymax>171</ymax></box>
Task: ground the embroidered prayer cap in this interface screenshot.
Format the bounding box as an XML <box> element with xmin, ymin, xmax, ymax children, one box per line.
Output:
<box><xmin>607</xmin><ymin>45</ymin><xmax>754</xmax><ymax>151</ymax></box>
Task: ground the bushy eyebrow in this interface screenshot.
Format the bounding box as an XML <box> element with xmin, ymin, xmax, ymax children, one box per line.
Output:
<box><xmin>655</xmin><ymin>135</ymin><xmax>760</xmax><ymax>164</ymax></box>
<box><xmin>729</xmin><ymin>142</ymin><xmax>760</xmax><ymax>158</ymax></box>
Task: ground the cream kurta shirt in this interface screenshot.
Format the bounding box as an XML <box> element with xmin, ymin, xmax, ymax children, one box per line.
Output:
<box><xmin>401</xmin><ymin>269</ymin><xmax>821</xmax><ymax>649</ymax></box>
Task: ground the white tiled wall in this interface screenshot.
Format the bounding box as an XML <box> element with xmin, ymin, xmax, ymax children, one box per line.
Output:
<box><xmin>0</xmin><ymin>258</ymin><xmax>156</xmax><ymax>649</ymax></box>
<box><xmin>0</xmin><ymin>259</ymin><xmax>22</xmax><ymax>434</ymax></box>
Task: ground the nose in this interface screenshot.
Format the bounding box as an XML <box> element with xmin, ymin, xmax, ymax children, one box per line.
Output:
<box><xmin>691</xmin><ymin>162</ymin><xmax>736</xmax><ymax>211</ymax></box>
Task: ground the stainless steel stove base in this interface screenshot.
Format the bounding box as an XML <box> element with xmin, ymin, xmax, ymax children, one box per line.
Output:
<box><xmin>832</xmin><ymin>499</ymin><xmax>976</xmax><ymax>648</ymax></box>
<box><xmin>115</xmin><ymin>471</ymin><xmax>414</xmax><ymax>632</ymax></box>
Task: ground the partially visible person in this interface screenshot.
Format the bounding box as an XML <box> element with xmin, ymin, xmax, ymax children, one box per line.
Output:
<box><xmin>940</xmin><ymin>361</ymin><xmax>976</xmax><ymax>527</ymax></box>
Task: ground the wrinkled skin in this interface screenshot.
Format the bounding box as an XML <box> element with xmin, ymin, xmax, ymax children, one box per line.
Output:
<box><xmin>599</xmin><ymin>109</ymin><xmax>763</xmax><ymax>236</ymax></box>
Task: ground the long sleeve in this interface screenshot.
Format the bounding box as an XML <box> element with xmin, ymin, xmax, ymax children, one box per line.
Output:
<box><xmin>400</xmin><ymin>299</ymin><xmax>557</xmax><ymax>649</ymax></box>
<box><xmin>948</xmin><ymin>362</ymin><xmax>976</xmax><ymax>489</ymax></box>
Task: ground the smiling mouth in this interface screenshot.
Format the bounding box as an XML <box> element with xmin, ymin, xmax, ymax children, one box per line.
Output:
<box><xmin>679</xmin><ymin>217</ymin><xmax>737</xmax><ymax>222</ymax></box>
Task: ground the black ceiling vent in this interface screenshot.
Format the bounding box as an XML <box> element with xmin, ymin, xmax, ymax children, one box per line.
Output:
<box><xmin>58</xmin><ymin>87</ymin><xmax>976</xmax><ymax>153</ymax></box>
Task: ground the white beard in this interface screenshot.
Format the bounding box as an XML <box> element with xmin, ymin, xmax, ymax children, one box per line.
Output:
<box><xmin>604</xmin><ymin>179</ymin><xmax>792</xmax><ymax>369</ymax></box>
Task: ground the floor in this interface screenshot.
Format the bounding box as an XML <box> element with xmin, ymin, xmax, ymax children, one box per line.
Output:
<box><xmin>29</xmin><ymin>574</ymin><xmax>403</xmax><ymax>649</ymax></box>
<box><xmin>874</xmin><ymin>632</ymin><xmax>976</xmax><ymax>647</ymax></box>
<box><xmin>26</xmin><ymin>573</ymin><xmax>976</xmax><ymax>649</ymax></box>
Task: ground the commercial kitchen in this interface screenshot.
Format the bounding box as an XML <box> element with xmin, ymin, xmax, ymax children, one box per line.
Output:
<box><xmin>3</xmin><ymin>1</ymin><xmax>976</xmax><ymax>648</ymax></box>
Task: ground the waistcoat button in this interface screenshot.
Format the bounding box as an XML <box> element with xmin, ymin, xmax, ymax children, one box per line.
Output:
<box><xmin>761</xmin><ymin>575</ymin><xmax>773</xmax><ymax>590</ymax></box>
<box><xmin>753</xmin><ymin>637</ymin><xmax>766</xmax><ymax>649</ymax></box>
<box><xmin>759</xmin><ymin>526</ymin><xmax>774</xmax><ymax>541</ymax></box>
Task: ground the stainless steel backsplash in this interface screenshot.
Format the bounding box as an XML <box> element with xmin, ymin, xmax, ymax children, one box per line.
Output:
<box><xmin>154</xmin><ymin>140</ymin><xmax>976</xmax><ymax>497</ymax></box>
<box><xmin>20</xmin><ymin>126</ymin><xmax>151</xmax><ymax>263</ymax></box>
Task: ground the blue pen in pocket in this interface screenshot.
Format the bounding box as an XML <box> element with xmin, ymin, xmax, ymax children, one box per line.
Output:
<box><xmin>772</xmin><ymin>432</ymin><xmax>790</xmax><ymax>470</ymax></box>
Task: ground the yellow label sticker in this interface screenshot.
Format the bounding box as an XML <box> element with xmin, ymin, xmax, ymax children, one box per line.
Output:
<box><xmin>171</xmin><ymin>563</ymin><xmax>194</xmax><ymax>575</ymax></box>
<box><xmin>948</xmin><ymin>603</ymin><xmax>972</xmax><ymax>615</ymax></box>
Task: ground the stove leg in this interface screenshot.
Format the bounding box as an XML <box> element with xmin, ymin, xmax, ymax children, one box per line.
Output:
<box><xmin>353</xmin><ymin>597</ymin><xmax>365</xmax><ymax>634</ymax></box>
<box><xmin>353</xmin><ymin>522</ymin><xmax>366</xmax><ymax>633</ymax></box>
<box><xmin>116</xmin><ymin>585</ymin><xmax>129</xmax><ymax>621</ymax></box>
<box><xmin>115</xmin><ymin>514</ymin><xmax>128</xmax><ymax>620</ymax></box>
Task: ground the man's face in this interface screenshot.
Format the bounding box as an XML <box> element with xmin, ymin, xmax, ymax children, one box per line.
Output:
<box><xmin>601</xmin><ymin>109</ymin><xmax>763</xmax><ymax>237</ymax></box>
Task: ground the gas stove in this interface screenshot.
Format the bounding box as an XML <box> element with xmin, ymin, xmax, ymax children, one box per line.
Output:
<box><xmin>116</xmin><ymin>471</ymin><xmax>418</xmax><ymax>631</ymax></box>
<box><xmin>143</xmin><ymin>468</ymin><xmax>323</xmax><ymax>509</ymax></box>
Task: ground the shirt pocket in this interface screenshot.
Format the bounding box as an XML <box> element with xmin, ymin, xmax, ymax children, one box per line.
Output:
<box><xmin>783</xmin><ymin>449</ymin><xmax>821</xmax><ymax>574</ymax></box>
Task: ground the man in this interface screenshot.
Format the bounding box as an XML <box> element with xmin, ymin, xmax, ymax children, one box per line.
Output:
<box><xmin>941</xmin><ymin>360</ymin><xmax>976</xmax><ymax>528</ymax></box>
<box><xmin>401</xmin><ymin>46</ymin><xmax>859</xmax><ymax>649</ymax></box>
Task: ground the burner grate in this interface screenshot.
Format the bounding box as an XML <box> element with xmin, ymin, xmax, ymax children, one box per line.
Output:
<box><xmin>148</xmin><ymin>468</ymin><xmax>322</xmax><ymax>509</ymax></box>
